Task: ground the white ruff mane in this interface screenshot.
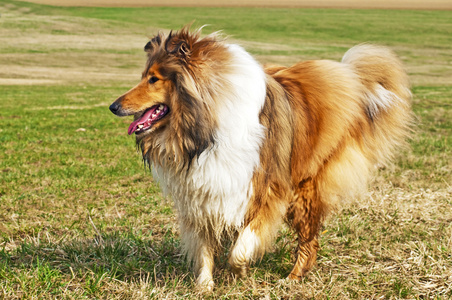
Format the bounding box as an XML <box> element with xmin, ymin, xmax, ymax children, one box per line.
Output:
<box><xmin>152</xmin><ymin>43</ymin><xmax>267</xmax><ymax>239</ymax></box>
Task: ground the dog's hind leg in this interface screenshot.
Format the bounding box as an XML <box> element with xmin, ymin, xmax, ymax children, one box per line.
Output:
<box><xmin>288</xmin><ymin>236</ymin><xmax>320</xmax><ymax>279</ymax></box>
<box><xmin>287</xmin><ymin>177</ymin><xmax>325</xmax><ymax>279</ymax></box>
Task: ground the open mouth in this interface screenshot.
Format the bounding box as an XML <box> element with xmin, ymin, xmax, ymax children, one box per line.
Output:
<box><xmin>128</xmin><ymin>104</ymin><xmax>169</xmax><ymax>135</ymax></box>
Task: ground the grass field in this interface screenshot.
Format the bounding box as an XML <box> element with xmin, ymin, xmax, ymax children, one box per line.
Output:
<box><xmin>1</xmin><ymin>0</ymin><xmax>451</xmax><ymax>298</ymax></box>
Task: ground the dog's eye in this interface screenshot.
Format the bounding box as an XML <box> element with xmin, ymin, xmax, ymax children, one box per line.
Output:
<box><xmin>149</xmin><ymin>76</ymin><xmax>159</xmax><ymax>84</ymax></box>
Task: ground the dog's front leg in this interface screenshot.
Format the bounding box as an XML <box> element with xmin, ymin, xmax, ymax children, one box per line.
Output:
<box><xmin>228</xmin><ymin>188</ymin><xmax>288</xmax><ymax>278</ymax></box>
<box><xmin>194</xmin><ymin>240</ymin><xmax>215</xmax><ymax>291</ymax></box>
<box><xmin>180</xmin><ymin>224</ymin><xmax>215</xmax><ymax>292</ymax></box>
<box><xmin>228</xmin><ymin>225</ymin><xmax>261</xmax><ymax>278</ymax></box>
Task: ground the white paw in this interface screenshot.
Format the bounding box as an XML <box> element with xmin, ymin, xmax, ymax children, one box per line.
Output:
<box><xmin>196</xmin><ymin>274</ymin><xmax>214</xmax><ymax>293</ymax></box>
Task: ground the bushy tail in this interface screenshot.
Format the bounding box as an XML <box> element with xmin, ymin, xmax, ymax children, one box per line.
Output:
<box><xmin>342</xmin><ymin>44</ymin><xmax>413</xmax><ymax>165</ymax></box>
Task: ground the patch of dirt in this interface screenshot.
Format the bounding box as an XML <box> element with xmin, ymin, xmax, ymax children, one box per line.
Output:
<box><xmin>0</xmin><ymin>65</ymin><xmax>141</xmax><ymax>85</ymax></box>
<box><xmin>16</xmin><ymin>0</ymin><xmax>452</xmax><ymax>10</ymax></box>
<box><xmin>0</xmin><ymin>78</ymin><xmax>62</xmax><ymax>85</ymax></box>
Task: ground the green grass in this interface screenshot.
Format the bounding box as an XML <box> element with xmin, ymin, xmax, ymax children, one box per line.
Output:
<box><xmin>1</xmin><ymin>0</ymin><xmax>451</xmax><ymax>298</ymax></box>
<box><xmin>20</xmin><ymin>4</ymin><xmax>451</xmax><ymax>47</ymax></box>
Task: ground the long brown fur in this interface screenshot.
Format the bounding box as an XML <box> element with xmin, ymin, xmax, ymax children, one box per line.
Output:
<box><xmin>259</xmin><ymin>47</ymin><xmax>412</xmax><ymax>279</ymax></box>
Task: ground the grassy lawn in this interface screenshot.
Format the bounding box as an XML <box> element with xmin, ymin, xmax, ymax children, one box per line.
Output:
<box><xmin>0</xmin><ymin>0</ymin><xmax>451</xmax><ymax>298</ymax></box>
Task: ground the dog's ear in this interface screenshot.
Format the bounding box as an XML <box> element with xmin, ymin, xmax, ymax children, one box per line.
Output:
<box><xmin>144</xmin><ymin>34</ymin><xmax>162</xmax><ymax>52</ymax></box>
<box><xmin>165</xmin><ymin>30</ymin><xmax>192</xmax><ymax>62</ymax></box>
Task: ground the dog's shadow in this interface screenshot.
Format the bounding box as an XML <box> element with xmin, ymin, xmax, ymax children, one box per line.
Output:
<box><xmin>2</xmin><ymin>231</ymin><xmax>193</xmax><ymax>287</ymax></box>
<box><xmin>2</xmin><ymin>229</ymin><xmax>297</xmax><ymax>291</ymax></box>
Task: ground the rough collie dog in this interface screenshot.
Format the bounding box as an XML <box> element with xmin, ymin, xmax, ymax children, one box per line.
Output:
<box><xmin>109</xmin><ymin>26</ymin><xmax>412</xmax><ymax>290</ymax></box>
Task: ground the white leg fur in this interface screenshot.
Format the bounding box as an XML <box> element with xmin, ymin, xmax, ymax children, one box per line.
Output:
<box><xmin>194</xmin><ymin>243</ymin><xmax>215</xmax><ymax>292</ymax></box>
<box><xmin>228</xmin><ymin>226</ymin><xmax>261</xmax><ymax>277</ymax></box>
<box><xmin>179</xmin><ymin>224</ymin><xmax>215</xmax><ymax>291</ymax></box>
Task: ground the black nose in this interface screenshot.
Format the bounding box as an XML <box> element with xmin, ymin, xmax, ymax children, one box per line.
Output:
<box><xmin>109</xmin><ymin>102</ymin><xmax>121</xmax><ymax>115</ymax></box>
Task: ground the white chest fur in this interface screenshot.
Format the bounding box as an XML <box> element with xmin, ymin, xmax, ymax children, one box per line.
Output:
<box><xmin>153</xmin><ymin>43</ymin><xmax>268</xmax><ymax>232</ymax></box>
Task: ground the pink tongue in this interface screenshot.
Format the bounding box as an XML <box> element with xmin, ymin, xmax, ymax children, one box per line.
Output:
<box><xmin>128</xmin><ymin>106</ymin><xmax>158</xmax><ymax>135</ymax></box>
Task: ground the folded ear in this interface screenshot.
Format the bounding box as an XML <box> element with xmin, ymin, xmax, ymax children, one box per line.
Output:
<box><xmin>144</xmin><ymin>34</ymin><xmax>162</xmax><ymax>52</ymax></box>
<box><xmin>164</xmin><ymin>30</ymin><xmax>192</xmax><ymax>62</ymax></box>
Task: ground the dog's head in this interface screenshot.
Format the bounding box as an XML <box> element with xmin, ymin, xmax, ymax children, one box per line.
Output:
<box><xmin>110</xmin><ymin>26</ymin><xmax>231</xmax><ymax>167</ymax></box>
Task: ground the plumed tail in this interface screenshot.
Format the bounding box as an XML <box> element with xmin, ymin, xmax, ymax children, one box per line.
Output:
<box><xmin>342</xmin><ymin>44</ymin><xmax>413</xmax><ymax>165</ymax></box>
<box><xmin>316</xmin><ymin>45</ymin><xmax>413</xmax><ymax>210</ymax></box>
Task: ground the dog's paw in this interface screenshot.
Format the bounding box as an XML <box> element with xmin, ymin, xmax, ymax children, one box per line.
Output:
<box><xmin>230</xmin><ymin>264</ymin><xmax>248</xmax><ymax>279</ymax></box>
<box><xmin>196</xmin><ymin>275</ymin><xmax>214</xmax><ymax>293</ymax></box>
<box><xmin>286</xmin><ymin>272</ymin><xmax>303</xmax><ymax>281</ymax></box>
